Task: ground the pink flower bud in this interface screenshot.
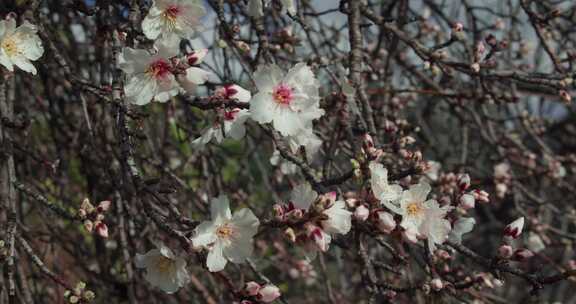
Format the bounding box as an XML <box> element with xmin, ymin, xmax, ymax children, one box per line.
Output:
<box><xmin>459</xmin><ymin>193</ymin><xmax>475</xmax><ymax>210</ymax></box>
<box><xmin>560</xmin><ymin>90</ymin><xmax>571</xmax><ymax>104</ymax></box>
<box><xmin>504</xmin><ymin>217</ymin><xmax>525</xmax><ymax>239</ymax></box>
<box><xmin>376</xmin><ymin>211</ymin><xmax>396</xmax><ymax>234</ymax></box>
<box><xmin>306</xmin><ymin>224</ymin><xmax>330</xmax><ymax>252</ymax></box>
<box><xmin>498</xmin><ymin>245</ymin><xmax>513</xmax><ymax>259</ymax></box>
<box><xmin>452</xmin><ymin>22</ymin><xmax>464</xmax><ymax>32</ymax></box>
<box><xmin>471</xmin><ymin>62</ymin><xmax>480</xmax><ymax>73</ymax></box>
<box><xmin>97</xmin><ymin>200</ymin><xmax>111</xmax><ymax>213</ymax></box>
<box><xmin>96</xmin><ymin>222</ymin><xmax>109</xmax><ymax>238</ymax></box>
<box><xmin>245</xmin><ymin>281</ymin><xmax>261</xmax><ymax>296</ymax></box>
<box><xmin>354</xmin><ymin>205</ymin><xmax>369</xmax><ymax>222</ymax></box>
<box><xmin>363</xmin><ymin>134</ymin><xmax>374</xmax><ymax>149</ymax></box>
<box><xmin>187</xmin><ymin>49</ymin><xmax>208</xmax><ymax>66</ymax></box>
<box><xmin>512</xmin><ymin>248</ymin><xmax>534</xmax><ymax>261</ymax></box>
<box><xmin>257</xmin><ymin>285</ymin><xmax>281</xmax><ymax>303</ymax></box>
<box><xmin>431</xmin><ymin>278</ymin><xmax>443</xmax><ymax>291</ymax></box>
<box><xmin>457</xmin><ymin>174</ymin><xmax>471</xmax><ymax>191</ymax></box>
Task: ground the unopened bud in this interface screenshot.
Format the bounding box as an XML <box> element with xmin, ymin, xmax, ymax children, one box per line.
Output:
<box><xmin>431</xmin><ymin>278</ymin><xmax>443</xmax><ymax>291</ymax></box>
<box><xmin>459</xmin><ymin>193</ymin><xmax>475</xmax><ymax>210</ymax></box>
<box><xmin>498</xmin><ymin>245</ymin><xmax>513</xmax><ymax>259</ymax></box>
<box><xmin>458</xmin><ymin>174</ymin><xmax>471</xmax><ymax>190</ymax></box>
<box><xmin>503</xmin><ymin>217</ymin><xmax>525</xmax><ymax>239</ymax></box>
<box><xmin>245</xmin><ymin>281</ymin><xmax>261</xmax><ymax>296</ymax></box>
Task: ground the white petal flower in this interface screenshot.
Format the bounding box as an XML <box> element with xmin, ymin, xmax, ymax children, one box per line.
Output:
<box><xmin>191</xmin><ymin>195</ymin><xmax>260</xmax><ymax>272</ymax></box>
<box><xmin>118</xmin><ymin>41</ymin><xmax>180</xmax><ymax>105</ymax></box>
<box><xmin>395</xmin><ymin>182</ymin><xmax>432</xmax><ymax>231</ymax></box>
<box><xmin>0</xmin><ymin>19</ymin><xmax>44</xmax><ymax>75</ymax></box>
<box><xmin>321</xmin><ymin>199</ymin><xmax>352</xmax><ymax>235</ymax></box>
<box><xmin>448</xmin><ymin>217</ymin><xmax>475</xmax><ymax>244</ymax></box>
<box><xmin>418</xmin><ymin>200</ymin><xmax>453</xmax><ymax>252</ymax></box>
<box><xmin>369</xmin><ymin>162</ymin><xmax>402</xmax><ymax>205</ymax></box>
<box><xmin>135</xmin><ymin>243</ymin><xmax>190</xmax><ymax>293</ymax></box>
<box><xmin>250</xmin><ymin>63</ymin><xmax>324</xmax><ymax>136</ymax></box>
<box><xmin>142</xmin><ymin>0</ymin><xmax>206</xmax><ymax>45</ymax></box>
<box><xmin>424</xmin><ymin>161</ymin><xmax>441</xmax><ymax>182</ymax></box>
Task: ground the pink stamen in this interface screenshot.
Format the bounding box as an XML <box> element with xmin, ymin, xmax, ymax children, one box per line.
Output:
<box><xmin>164</xmin><ymin>5</ymin><xmax>180</xmax><ymax>19</ymax></box>
<box><xmin>272</xmin><ymin>84</ymin><xmax>294</xmax><ymax>105</ymax></box>
<box><xmin>147</xmin><ymin>59</ymin><xmax>172</xmax><ymax>79</ymax></box>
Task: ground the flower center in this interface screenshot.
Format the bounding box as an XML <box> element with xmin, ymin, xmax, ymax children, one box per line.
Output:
<box><xmin>406</xmin><ymin>202</ymin><xmax>423</xmax><ymax>216</ymax></box>
<box><xmin>155</xmin><ymin>256</ymin><xmax>175</xmax><ymax>274</ymax></box>
<box><xmin>216</xmin><ymin>223</ymin><xmax>234</xmax><ymax>239</ymax></box>
<box><xmin>224</xmin><ymin>109</ymin><xmax>239</xmax><ymax>121</ymax></box>
<box><xmin>146</xmin><ymin>59</ymin><xmax>171</xmax><ymax>79</ymax></box>
<box><xmin>272</xmin><ymin>84</ymin><xmax>294</xmax><ymax>105</ymax></box>
<box><xmin>1</xmin><ymin>36</ymin><xmax>19</xmax><ymax>57</ymax></box>
<box><xmin>162</xmin><ymin>5</ymin><xmax>180</xmax><ymax>27</ymax></box>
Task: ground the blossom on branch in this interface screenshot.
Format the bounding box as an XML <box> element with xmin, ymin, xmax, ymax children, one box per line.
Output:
<box><xmin>250</xmin><ymin>63</ymin><xmax>324</xmax><ymax>136</ymax></box>
<box><xmin>118</xmin><ymin>41</ymin><xmax>180</xmax><ymax>105</ymax></box>
<box><xmin>0</xmin><ymin>18</ymin><xmax>44</xmax><ymax>75</ymax></box>
<box><xmin>142</xmin><ymin>0</ymin><xmax>206</xmax><ymax>45</ymax></box>
<box><xmin>135</xmin><ymin>243</ymin><xmax>190</xmax><ymax>293</ymax></box>
<box><xmin>191</xmin><ymin>195</ymin><xmax>260</xmax><ymax>272</ymax></box>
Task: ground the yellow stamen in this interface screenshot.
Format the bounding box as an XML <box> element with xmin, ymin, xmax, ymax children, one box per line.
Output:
<box><xmin>1</xmin><ymin>36</ymin><xmax>19</xmax><ymax>57</ymax></box>
<box><xmin>406</xmin><ymin>202</ymin><xmax>422</xmax><ymax>216</ymax></box>
<box><xmin>155</xmin><ymin>256</ymin><xmax>175</xmax><ymax>274</ymax></box>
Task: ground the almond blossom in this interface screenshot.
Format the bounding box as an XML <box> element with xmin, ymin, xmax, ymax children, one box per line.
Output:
<box><xmin>191</xmin><ymin>195</ymin><xmax>260</xmax><ymax>272</ymax></box>
<box><xmin>0</xmin><ymin>18</ymin><xmax>44</xmax><ymax>75</ymax></box>
<box><xmin>289</xmin><ymin>184</ymin><xmax>352</xmax><ymax>254</ymax></box>
<box><xmin>179</xmin><ymin>49</ymin><xmax>214</xmax><ymax>94</ymax></box>
<box><xmin>250</xmin><ymin>63</ymin><xmax>324</xmax><ymax>136</ymax></box>
<box><xmin>386</xmin><ymin>182</ymin><xmax>453</xmax><ymax>252</ymax></box>
<box><xmin>142</xmin><ymin>0</ymin><xmax>206</xmax><ymax>45</ymax></box>
<box><xmin>118</xmin><ymin>41</ymin><xmax>180</xmax><ymax>105</ymax></box>
<box><xmin>135</xmin><ymin>243</ymin><xmax>190</xmax><ymax>294</ymax></box>
<box><xmin>369</xmin><ymin>161</ymin><xmax>402</xmax><ymax>204</ymax></box>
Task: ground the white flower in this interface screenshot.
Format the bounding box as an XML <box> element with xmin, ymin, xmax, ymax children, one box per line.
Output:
<box><xmin>369</xmin><ymin>162</ymin><xmax>402</xmax><ymax>205</ymax></box>
<box><xmin>250</xmin><ymin>63</ymin><xmax>324</xmax><ymax>136</ymax></box>
<box><xmin>321</xmin><ymin>197</ymin><xmax>352</xmax><ymax>235</ymax></box>
<box><xmin>459</xmin><ymin>193</ymin><xmax>475</xmax><ymax>210</ymax></box>
<box><xmin>448</xmin><ymin>217</ymin><xmax>475</xmax><ymax>244</ymax></box>
<box><xmin>192</xmin><ymin>108</ymin><xmax>250</xmax><ymax>148</ymax></box>
<box><xmin>418</xmin><ymin>200</ymin><xmax>453</xmax><ymax>252</ymax></box>
<box><xmin>389</xmin><ymin>182</ymin><xmax>453</xmax><ymax>251</ymax></box>
<box><xmin>142</xmin><ymin>0</ymin><xmax>206</xmax><ymax>44</ymax></box>
<box><xmin>118</xmin><ymin>41</ymin><xmax>180</xmax><ymax>105</ymax></box>
<box><xmin>135</xmin><ymin>243</ymin><xmax>189</xmax><ymax>293</ymax></box>
<box><xmin>0</xmin><ymin>19</ymin><xmax>43</xmax><ymax>75</ymax></box>
<box><xmin>503</xmin><ymin>217</ymin><xmax>524</xmax><ymax>239</ymax></box>
<box><xmin>191</xmin><ymin>195</ymin><xmax>259</xmax><ymax>272</ymax></box>
<box><xmin>394</xmin><ymin>182</ymin><xmax>433</xmax><ymax>231</ymax></box>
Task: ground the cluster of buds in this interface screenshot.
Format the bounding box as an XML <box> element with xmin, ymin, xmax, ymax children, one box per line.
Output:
<box><xmin>484</xmin><ymin>34</ymin><xmax>508</xmax><ymax>52</ymax></box>
<box><xmin>78</xmin><ymin>198</ymin><xmax>110</xmax><ymax>238</ymax></box>
<box><xmin>63</xmin><ymin>282</ymin><xmax>95</xmax><ymax>303</ymax></box>
<box><xmin>238</xmin><ymin>282</ymin><xmax>281</xmax><ymax>303</ymax></box>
